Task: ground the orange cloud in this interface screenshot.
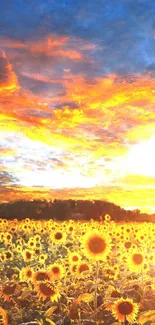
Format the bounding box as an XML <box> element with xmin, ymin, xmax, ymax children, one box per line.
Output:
<box><xmin>0</xmin><ymin>148</ymin><xmax>17</xmax><ymax>156</ymax></box>
<box><xmin>0</xmin><ymin>50</ymin><xmax>155</xmax><ymax>212</ymax></box>
<box><xmin>0</xmin><ymin>35</ymin><xmax>82</xmax><ymax>60</ymax></box>
<box><xmin>0</xmin><ymin>68</ymin><xmax>155</xmax><ymax>148</ymax></box>
<box><xmin>1</xmin><ymin>69</ymin><xmax>155</xmax><ymax>156</ymax></box>
<box><xmin>0</xmin><ymin>51</ymin><xmax>19</xmax><ymax>92</ymax></box>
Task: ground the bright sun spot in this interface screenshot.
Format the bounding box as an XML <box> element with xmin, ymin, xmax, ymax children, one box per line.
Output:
<box><xmin>125</xmin><ymin>136</ymin><xmax>155</xmax><ymax>177</ymax></box>
<box><xmin>18</xmin><ymin>169</ymin><xmax>101</xmax><ymax>189</ymax></box>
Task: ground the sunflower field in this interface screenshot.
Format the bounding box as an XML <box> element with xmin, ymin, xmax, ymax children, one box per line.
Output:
<box><xmin>0</xmin><ymin>215</ymin><xmax>155</xmax><ymax>325</ymax></box>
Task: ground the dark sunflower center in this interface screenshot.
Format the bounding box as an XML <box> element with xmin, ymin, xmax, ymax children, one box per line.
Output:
<box><xmin>133</xmin><ymin>253</ymin><xmax>143</xmax><ymax>265</ymax></box>
<box><xmin>26</xmin><ymin>270</ymin><xmax>32</xmax><ymax>277</ymax></box>
<box><xmin>79</xmin><ymin>263</ymin><xmax>89</xmax><ymax>273</ymax></box>
<box><xmin>6</xmin><ymin>252</ymin><xmax>12</xmax><ymax>258</ymax></box>
<box><xmin>55</xmin><ymin>232</ymin><xmax>62</xmax><ymax>240</ymax></box>
<box><xmin>118</xmin><ymin>301</ymin><xmax>133</xmax><ymax>315</ymax></box>
<box><xmin>52</xmin><ymin>267</ymin><xmax>59</xmax><ymax>274</ymax></box>
<box><xmin>40</xmin><ymin>256</ymin><xmax>44</xmax><ymax>259</ymax></box>
<box><xmin>111</xmin><ymin>290</ymin><xmax>121</xmax><ymax>298</ymax></box>
<box><xmin>72</xmin><ymin>256</ymin><xmax>78</xmax><ymax>261</ymax></box>
<box><xmin>88</xmin><ymin>236</ymin><xmax>106</xmax><ymax>254</ymax></box>
<box><xmin>124</xmin><ymin>242</ymin><xmax>131</xmax><ymax>249</ymax></box>
<box><xmin>39</xmin><ymin>283</ymin><xmax>55</xmax><ymax>296</ymax></box>
<box><xmin>3</xmin><ymin>284</ymin><xmax>16</xmax><ymax>295</ymax></box>
<box><xmin>26</xmin><ymin>252</ymin><xmax>31</xmax><ymax>259</ymax></box>
<box><xmin>36</xmin><ymin>272</ymin><xmax>50</xmax><ymax>281</ymax></box>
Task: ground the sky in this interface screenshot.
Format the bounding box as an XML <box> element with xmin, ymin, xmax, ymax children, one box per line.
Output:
<box><xmin>0</xmin><ymin>0</ymin><xmax>155</xmax><ymax>213</ymax></box>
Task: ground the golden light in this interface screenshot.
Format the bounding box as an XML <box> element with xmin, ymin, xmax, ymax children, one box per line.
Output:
<box><xmin>18</xmin><ymin>168</ymin><xmax>102</xmax><ymax>189</ymax></box>
<box><xmin>125</xmin><ymin>136</ymin><xmax>155</xmax><ymax>177</ymax></box>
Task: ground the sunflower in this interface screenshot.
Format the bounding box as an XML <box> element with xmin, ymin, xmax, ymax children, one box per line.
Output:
<box><xmin>124</xmin><ymin>241</ymin><xmax>132</xmax><ymax>250</ymax></box>
<box><xmin>82</xmin><ymin>231</ymin><xmax>111</xmax><ymax>261</ymax></box>
<box><xmin>16</xmin><ymin>245</ymin><xmax>22</xmax><ymax>253</ymax></box>
<box><xmin>5</xmin><ymin>250</ymin><xmax>14</xmax><ymax>261</ymax></box>
<box><xmin>49</xmin><ymin>263</ymin><xmax>64</xmax><ymax>280</ymax></box>
<box><xmin>67</xmin><ymin>223</ymin><xmax>75</xmax><ymax>234</ymax></box>
<box><xmin>38</xmin><ymin>253</ymin><xmax>47</xmax><ymax>265</ymax></box>
<box><xmin>104</xmin><ymin>214</ymin><xmax>111</xmax><ymax>222</ymax></box>
<box><xmin>127</xmin><ymin>251</ymin><xmax>145</xmax><ymax>273</ymax></box>
<box><xmin>21</xmin><ymin>223</ymin><xmax>30</xmax><ymax>232</ymax></box>
<box><xmin>34</xmin><ymin>247</ymin><xmax>41</xmax><ymax>256</ymax></box>
<box><xmin>0</xmin><ymin>283</ymin><xmax>18</xmax><ymax>301</ymax></box>
<box><xmin>34</xmin><ymin>234</ymin><xmax>41</xmax><ymax>243</ymax></box>
<box><xmin>69</xmin><ymin>263</ymin><xmax>77</xmax><ymax>275</ymax></box>
<box><xmin>0</xmin><ymin>253</ymin><xmax>6</xmax><ymax>263</ymax></box>
<box><xmin>38</xmin><ymin>228</ymin><xmax>45</xmax><ymax>235</ymax></box>
<box><xmin>50</xmin><ymin>230</ymin><xmax>66</xmax><ymax>244</ymax></box>
<box><xmin>69</xmin><ymin>252</ymin><xmax>81</xmax><ymax>264</ymax></box>
<box><xmin>20</xmin><ymin>267</ymin><xmax>33</xmax><ymax>281</ymax></box>
<box><xmin>34</xmin><ymin>281</ymin><xmax>60</xmax><ymax>302</ymax></box>
<box><xmin>32</xmin><ymin>270</ymin><xmax>51</xmax><ymax>284</ymax></box>
<box><xmin>10</xmin><ymin>225</ymin><xmax>17</xmax><ymax>233</ymax></box>
<box><xmin>137</xmin><ymin>231</ymin><xmax>146</xmax><ymax>243</ymax></box>
<box><xmin>25</xmin><ymin>218</ymin><xmax>31</xmax><ymax>223</ymax></box>
<box><xmin>76</xmin><ymin>262</ymin><xmax>91</xmax><ymax>276</ymax></box>
<box><xmin>22</xmin><ymin>249</ymin><xmax>33</xmax><ymax>262</ymax></box>
<box><xmin>112</xmin><ymin>297</ymin><xmax>139</xmax><ymax>323</ymax></box>
<box><xmin>0</xmin><ymin>307</ymin><xmax>8</xmax><ymax>325</ymax></box>
<box><xmin>2</xmin><ymin>219</ymin><xmax>8</xmax><ymax>226</ymax></box>
<box><xmin>0</xmin><ymin>233</ymin><xmax>5</xmax><ymax>242</ymax></box>
<box><xmin>27</xmin><ymin>238</ymin><xmax>36</xmax><ymax>250</ymax></box>
<box><xmin>4</xmin><ymin>233</ymin><xmax>12</xmax><ymax>244</ymax></box>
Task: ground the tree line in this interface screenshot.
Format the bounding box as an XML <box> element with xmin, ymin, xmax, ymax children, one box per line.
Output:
<box><xmin>0</xmin><ymin>199</ymin><xmax>154</xmax><ymax>222</ymax></box>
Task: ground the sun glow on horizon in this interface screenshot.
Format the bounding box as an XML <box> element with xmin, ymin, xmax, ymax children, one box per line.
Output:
<box><xmin>125</xmin><ymin>136</ymin><xmax>155</xmax><ymax>177</ymax></box>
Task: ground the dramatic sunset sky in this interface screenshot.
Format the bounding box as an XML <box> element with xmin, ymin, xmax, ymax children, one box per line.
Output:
<box><xmin>0</xmin><ymin>0</ymin><xmax>155</xmax><ymax>212</ymax></box>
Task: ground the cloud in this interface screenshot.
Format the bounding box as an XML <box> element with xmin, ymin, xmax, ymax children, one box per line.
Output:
<box><xmin>0</xmin><ymin>171</ymin><xmax>19</xmax><ymax>186</ymax></box>
<box><xmin>0</xmin><ymin>35</ymin><xmax>82</xmax><ymax>60</ymax></box>
<box><xmin>0</xmin><ymin>34</ymin><xmax>99</xmax><ymax>98</ymax></box>
<box><xmin>0</xmin><ymin>51</ymin><xmax>19</xmax><ymax>91</ymax></box>
<box><xmin>1</xmin><ymin>55</ymin><xmax>155</xmax><ymax>158</ymax></box>
<box><xmin>117</xmin><ymin>175</ymin><xmax>155</xmax><ymax>190</ymax></box>
<box><xmin>0</xmin><ymin>146</ymin><xmax>17</xmax><ymax>157</ymax></box>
